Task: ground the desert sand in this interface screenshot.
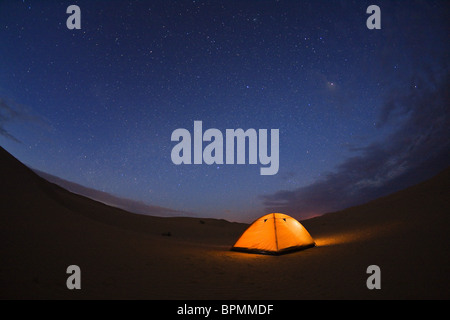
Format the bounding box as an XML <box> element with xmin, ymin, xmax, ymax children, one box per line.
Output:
<box><xmin>0</xmin><ymin>146</ymin><xmax>449</xmax><ymax>299</ymax></box>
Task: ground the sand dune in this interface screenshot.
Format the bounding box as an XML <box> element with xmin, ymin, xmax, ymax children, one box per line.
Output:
<box><xmin>33</xmin><ymin>169</ymin><xmax>196</xmax><ymax>218</ymax></box>
<box><xmin>1</xmin><ymin>146</ymin><xmax>449</xmax><ymax>299</ymax></box>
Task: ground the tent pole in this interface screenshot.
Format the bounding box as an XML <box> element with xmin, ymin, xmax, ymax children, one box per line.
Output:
<box><xmin>273</xmin><ymin>213</ymin><xmax>279</xmax><ymax>251</ymax></box>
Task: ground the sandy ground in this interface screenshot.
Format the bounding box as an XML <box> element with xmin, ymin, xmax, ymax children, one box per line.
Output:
<box><xmin>1</xmin><ymin>146</ymin><xmax>449</xmax><ymax>299</ymax></box>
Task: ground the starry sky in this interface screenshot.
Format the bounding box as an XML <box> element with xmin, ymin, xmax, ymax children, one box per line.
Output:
<box><xmin>1</xmin><ymin>0</ymin><xmax>449</xmax><ymax>222</ymax></box>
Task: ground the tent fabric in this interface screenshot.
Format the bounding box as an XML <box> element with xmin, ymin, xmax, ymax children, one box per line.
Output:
<box><xmin>231</xmin><ymin>213</ymin><xmax>315</xmax><ymax>255</ymax></box>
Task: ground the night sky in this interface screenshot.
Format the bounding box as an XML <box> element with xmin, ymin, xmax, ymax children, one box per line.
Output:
<box><xmin>1</xmin><ymin>1</ymin><xmax>449</xmax><ymax>222</ymax></box>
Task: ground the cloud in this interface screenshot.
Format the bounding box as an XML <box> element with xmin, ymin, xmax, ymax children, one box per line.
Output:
<box><xmin>0</xmin><ymin>98</ymin><xmax>46</xmax><ymax>143</ymax></box>
<box><xmin>262</xmin><ymin>68</ymin><xmax>450</xmax><ymax>220</ymax></box>
<box><xmin>0</xmin><ymin>99</ymin><xmax>22</xmax><ymax>142</ymax></box>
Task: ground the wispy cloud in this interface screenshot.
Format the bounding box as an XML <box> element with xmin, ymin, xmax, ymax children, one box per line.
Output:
<box><xmin>262</xmin><ymin>68</ymin><xmax>450</xmax><ymax>220</ymax></box>
<box><xmin>0</xmin><ymin>99</ymin><xmax>23</xmax><ymax>142</ymax></box>
<box><xmin>0</xmin><ymin>98</ymin><xmax>47</xmax><ymax>143</ymax></box>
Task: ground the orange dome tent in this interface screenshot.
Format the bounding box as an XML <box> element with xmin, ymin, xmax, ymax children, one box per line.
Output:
<box><xmin>231</xmin><ymin>213</ymin><xmax>315</xmax><ymax>255</ymax></box>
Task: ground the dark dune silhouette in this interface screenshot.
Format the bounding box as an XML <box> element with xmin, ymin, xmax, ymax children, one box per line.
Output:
<box><xmin>1</xmin><ymin>146</ymin><xmax>449</xmax><ymax>299</ymax></box>
<box><xmin>33</xmin><ymin>169</ymin><xmax>197</xmax><ymax>218</ymax></box>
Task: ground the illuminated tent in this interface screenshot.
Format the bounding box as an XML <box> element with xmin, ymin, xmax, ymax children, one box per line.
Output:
<box><xmin>231</xmin><ymin>213</ymin><xmax>315</xmax><ymax>255</ymax></box>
